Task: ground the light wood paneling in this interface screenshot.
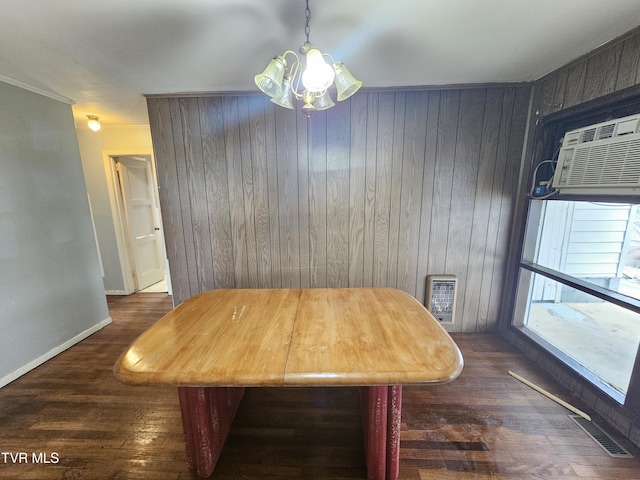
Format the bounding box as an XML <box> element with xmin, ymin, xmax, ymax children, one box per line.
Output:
<box><xmin>148</xmin><ymin>86</ymin><xmax>531</xmax><ymax>332</ymax></box>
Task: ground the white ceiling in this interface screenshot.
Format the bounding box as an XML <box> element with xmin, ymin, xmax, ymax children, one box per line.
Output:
<box><xmin>1</xmin><ymin>0</ymin><xmax>639</xmax><ymax>127</ymax></box>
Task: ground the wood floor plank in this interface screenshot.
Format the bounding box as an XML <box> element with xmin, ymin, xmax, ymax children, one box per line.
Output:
<box><xmin>0</xmin><ymin>292</ymin><xmax>638</xmax><ymax>479</ymax></box>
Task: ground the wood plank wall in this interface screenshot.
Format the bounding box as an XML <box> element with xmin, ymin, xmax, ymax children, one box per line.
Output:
<box><xmin>147</xmin><ymin>86</ymin><xmax>531</xmax><ymax>332</ymax></box>
<box><xmin>533</xmin><ymin>29</ymin><xmax>640</xmax><ymax>119</ymax></box>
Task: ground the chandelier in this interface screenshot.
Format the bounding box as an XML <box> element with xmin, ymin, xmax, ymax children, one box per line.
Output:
<box><xmin>254</xmin><ymin>0</ymin><xmax>362</xmax><ymax>116</ymax></box>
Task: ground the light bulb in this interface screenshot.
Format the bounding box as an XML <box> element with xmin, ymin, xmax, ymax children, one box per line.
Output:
<box><xmin>87</xmin><ymin>115</ymin><xmax>101</xmax><ymax>132</ymax></box>
<box><xmin>301</xmin><ymin>49</ymin><xmax>335</xmax><ymax>93</ymax></box>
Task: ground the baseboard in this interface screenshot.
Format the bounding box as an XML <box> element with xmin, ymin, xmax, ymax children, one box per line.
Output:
<box><xmin>0</xmin><ymin>316</ymin><xmax>113</xmax><ymax>389</ymax></box>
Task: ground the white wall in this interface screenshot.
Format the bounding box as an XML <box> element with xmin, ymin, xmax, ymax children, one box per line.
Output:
<box><xmin>76</xmin><ymin>125</ymin><xmax>154</xmax><ymax>293</ymax></box>
<box><xmin>0</xmin><ymin>81</ymin><xmax>111</xmax><ymax>386</ymax></box>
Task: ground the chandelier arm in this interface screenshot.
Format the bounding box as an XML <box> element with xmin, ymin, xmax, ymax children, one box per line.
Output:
<box><xmin>282</xmin><ymin>50</ymin><xmax>304</xmax><ymax>98</ymax></box>
<box><xmin>282</xmin><ymin>50</ymin><xmax>299</xmax><ymax>60</ymax></box>
<box><xmin>281</xmin><ymin>50</ymin><xmax>300</xmax><ymax>68</ymax></box>
<box><xmin>322</xmin><ymin>52</ymin><xmax>336</xmax><ymax>64</ymax></box>
<box><xmin>290</xmin><ymin>61</ymin><xmax>304</xmax><ymax>99</ymax></box>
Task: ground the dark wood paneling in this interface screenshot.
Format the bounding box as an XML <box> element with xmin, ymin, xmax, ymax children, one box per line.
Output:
<box><xmin>296</xmin><ymin>106</ymin><xmax>311</xmax><ymax>288</ymax></box>
<box><xmin>237</xmin><ymin>97</ymin><xmax>261</xmax><ymax>288</ymax></box>
<box><xmin>181</xmin><ymin>97</ymin><xmax>215</xmax><ymax>293</ymax></box>
<box><xmin>275</xmin><ymin>104</ymin><xmax>301</xmax><ymax>288</ymax></box>
<box><xmin>326</xmin><ymin>101</ymin><xmax>350</xmax><ymax>288</ymax></box>
<box><xmin>563</xmin><ymin>60</ymin><xmax>588</xmax><ymax>109</ymax></box>
<box><xmin>169</xmin><ymin>98</ymin><xmax>199</xmax><ymax>299</ymax></box>
<box><xmin>532</xmin><ymin>30</ymin><xmax>640</xmax><ymax>116</ymax></box>
<box><xmin>482</xmin><ymin>88</ymin><xmax>517</xmax><ymax>330</ymax></box>
<box><xmin>397</xmin><ymin>91</ymin><xmax>428</xmax><ymax>296</ymax></box>
<box><xmin>446</xmin><ymin>89</ymin><xmax>485</xmax><ymax>332</ymax></box>
<box><xmin>463</xmin><ymin>88</ymin><xmax>502</xmax><ymax>331</ymax></box>
<box><xmin>491</xmin><ymin>87</ymin><xmax>531</xmax><ymax>328</ymax></box>
<box><xmin>148</xmin><ymin>98</ymin><xmax>190</xmax><ymax>302</ymax></box>
<box><xmin>222</xmin><ymin>97</ymin><xmax>250</xmax><ymax>288</ymax></box>
<box><xmin>583</xmin><ymin>43</ymin><xmax>624</xmax><ymax>102</ymax></box>
<box><xmin>247</xmin><ymin>98</ymin><xmax>272</xmax><ymax>289</ymax></box>
<box><xmin>615</xmin><ymin>35</ymin><xmax>640</xmax><ymax>91</ymax></box>
<box><xmin>199</xmin><ymin>97</ymin><xmax>235</xmax><ymax>288</ymax></box>
<box><xmin>428</xmin><ymin>90</ymin><xmax>459</xmax><ymax>278</ymax></box>
<box><xmin>387</xmin><ymin>93</ymin><xmax>405</xmax><ymax>289</ymax></box>
<box><xmin>416</xmin><ymin>92</ymin><xmax>441</xmax><ymax>304</ymax></box>
<box><xmin>147</xmin><ymin>85</ymin><xmax>531</xmax><ymax>332</ymax></box>
<box><xmin>308</xmin><ymin>111</ymin><xmax>328</xmax><ymax>288</ymax></box>
<box><xmin>372</xmin><ymin>92</ymin><xmax>395</xmax><ymax>287</ymax></box>
<box><xmin>265</xmin><ymin>101</ymin><xmax>282</xmax><ymax>289</ymax></box>
<box><xmin>348</xmin><ymin>92</ymin><xmax>368</xmax><ymax>287</ymax></box>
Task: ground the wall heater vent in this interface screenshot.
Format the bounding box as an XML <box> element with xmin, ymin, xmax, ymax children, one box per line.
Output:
<box><xmin>426</xmin><ymin>275</ymin><xmax>457</xmax><ymax>324</ymax></box>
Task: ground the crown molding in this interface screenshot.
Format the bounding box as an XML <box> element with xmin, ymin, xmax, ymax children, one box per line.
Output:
<box><xmin>0</xmin><ymin>74</ymin><xmax>74</xmax><ymax>105</ymax></box>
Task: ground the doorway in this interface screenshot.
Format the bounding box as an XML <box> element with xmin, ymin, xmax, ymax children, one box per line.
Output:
<box><xmin>107</xmin><ymin>152</ymin><xmax>170</xmax><ymax>294</ymax></box>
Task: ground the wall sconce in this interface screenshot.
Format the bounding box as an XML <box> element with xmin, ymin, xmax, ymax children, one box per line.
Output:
<box><xmin>87</xmin><ymin>115</ymin><xmax>101</xmax><ymax>132</ymax></box>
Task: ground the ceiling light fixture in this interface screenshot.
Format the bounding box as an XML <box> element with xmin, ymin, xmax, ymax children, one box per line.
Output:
<box><xmin>254</xmin><ymin>0</ymin><xmax>362</xmax><ymax>116</ymax></box>
<box><xmin>86</xmin><ymin>115</ymin><xmax>101</xmax><ymax>132</ymax></box>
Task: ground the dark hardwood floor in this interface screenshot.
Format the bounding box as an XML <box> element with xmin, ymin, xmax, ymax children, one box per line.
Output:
<box><xmin>1</xmin><ymin>292</ymin><xmax>639</xmax><ymax>479</ymax></box>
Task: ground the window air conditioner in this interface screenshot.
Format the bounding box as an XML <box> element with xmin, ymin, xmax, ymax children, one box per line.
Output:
<box><xmin>551</xmin><ymin>113</ymin><xmax>640</xmax><ymax>195</ymax></box>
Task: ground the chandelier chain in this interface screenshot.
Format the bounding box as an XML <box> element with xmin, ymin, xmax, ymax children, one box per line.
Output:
<box><xmin>304</xmin><ymin>0</ymin><xmax>311</xmax><ymax>45</ymax></box>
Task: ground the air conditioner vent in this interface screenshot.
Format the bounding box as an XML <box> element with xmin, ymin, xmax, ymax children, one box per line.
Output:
<box><xmin>564</xmin><ymin>131</ymin><xmax>580</xmax><ymax>146</ymax></box>
<box><xmin>551</xmin><ymin>113</ymin><xmax>640</xmax><ymax>195</ymax></box>
<box><xmin>617</xmin><ymin>117</ymin><xmax>639</xmax><ymax>135</ymax></box>
<box><xmin>597</xmin><ymin>123</ymin><xmax>615</xmax><ymax>140</ymax></box>
<box><xmin>580</xmin><ymin>128</ymin><xmax>596</xmax><ymax>143</ymax></box>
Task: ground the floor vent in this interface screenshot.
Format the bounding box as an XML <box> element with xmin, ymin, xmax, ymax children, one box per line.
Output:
<box><xmin>569</xmin><ymin>415</ymin><xmax>633</xmax><ymax>458</ymax></box>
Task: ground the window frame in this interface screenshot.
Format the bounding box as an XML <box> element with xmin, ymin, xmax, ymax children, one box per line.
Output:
<box><xmin>507</xmin><ymin>84</ymin><xmax>640</xmax><ymax>414</ymax></box>
<box><xmin>514</xmin><ymin>197</ymin><xmax>640</xmax><ymax>402</ymax></box>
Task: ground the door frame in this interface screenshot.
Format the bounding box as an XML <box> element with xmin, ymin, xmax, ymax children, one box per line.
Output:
<box><xmin>103</xmin><ymin>149</ymin><xmax>170</xmax><ymax>294</ymax></box>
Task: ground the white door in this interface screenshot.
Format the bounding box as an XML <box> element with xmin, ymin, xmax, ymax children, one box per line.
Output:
<box><xmin>116</xmin><ymin>156</ymin><xmax>165</xmax><ymax>291</ymax></box>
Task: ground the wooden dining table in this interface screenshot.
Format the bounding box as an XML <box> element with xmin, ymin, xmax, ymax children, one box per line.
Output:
<box><xmin>113</xmin><ymin>287</ymin><xmax>463</xmax><ymax>480</ymax></box>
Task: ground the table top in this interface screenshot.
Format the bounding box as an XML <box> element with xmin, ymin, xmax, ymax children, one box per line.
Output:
<box><xmin>113</xmin><ymin>288</ymin><xmax>463</xmax><ymax>387</ymax></box>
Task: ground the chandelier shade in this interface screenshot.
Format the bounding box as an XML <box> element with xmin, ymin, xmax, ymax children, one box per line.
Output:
<box><xmin>270</xmin><ymin>74</ymin><xmax>295</xmax><ymax>109</ymax></box>
<box><xmin>254</xmin><ymin>0</ymin><xmax>361</xmax><ymax>116</ymax></box>
<box><xmin>313</xmin><ymin>90</ymin><xmax>335</xmax><ymax>111</ymax></box>
<box><xmin>254</xmin><ymin>56</ymin><xmax>287</xmax><ymax>98</ymax></box>
<box><xmin>334</xmin><ymin>63</ymin><xmax>363</xmax><ymax>102</ymax></box>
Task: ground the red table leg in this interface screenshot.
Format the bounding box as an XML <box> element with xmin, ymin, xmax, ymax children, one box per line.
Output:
<box><xmin>360</xmin><ymin>385</ymin><xmax>402</xmax><ymax>480</ymax></box>
<box><xmin>386</xmin><ymin>386</ymin><xmax>402</xmax><ymax>480</ymax></box>
<box><xmin>178</xmin><ymin>386</ymin><xmax>245</xmax><ymax>477</ymax></box>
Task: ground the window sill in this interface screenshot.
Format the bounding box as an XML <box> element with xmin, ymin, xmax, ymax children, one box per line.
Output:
<box><xmin>511</xmin><ymin>324</ymin><xmax>626</xmax><ymax>405</ymax></box>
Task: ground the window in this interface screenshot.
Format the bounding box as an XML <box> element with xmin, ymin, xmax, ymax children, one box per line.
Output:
<box><xmin>514</xmin><ymin>199</ymin><xmax>640</xmax><ymax>402</ymax></box>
